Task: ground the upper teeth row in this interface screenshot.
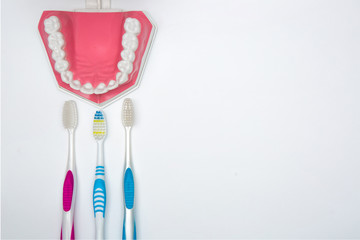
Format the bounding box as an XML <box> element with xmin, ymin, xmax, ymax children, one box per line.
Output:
<box><xmin>44</xmin><ymin>16</ymin><xmax>141</xmax><ymax>95</ymax></box>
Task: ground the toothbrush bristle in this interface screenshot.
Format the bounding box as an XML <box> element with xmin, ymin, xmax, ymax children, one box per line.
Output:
<box><xmin>93</xmin><ymin>110</ymin><xmax>107</xmax><ymax>140</ymax></box>
<box><xmin>122</xmin><ymin>98</ymin><xmax>134</xmax><ymax>127</ymax></box>
<box><xmin>63</xmin><ymin>100</ymin><xmax>78</xmax><ymax>130</ymax></box>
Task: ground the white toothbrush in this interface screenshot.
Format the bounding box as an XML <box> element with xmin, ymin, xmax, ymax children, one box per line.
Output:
<box><xmin>122</xmin><ymin>98</ymin><xmax>136</xmax><ymax>240</ymax></box>
<box><xmin>61</xmin><ymin>100</ymin><xmax>78</xmax><ymax>240</ymax></box>
<box><xmin>92</xmin><ymin>110</ymin><xmax>107</xmax><ymax>240</ymax></box>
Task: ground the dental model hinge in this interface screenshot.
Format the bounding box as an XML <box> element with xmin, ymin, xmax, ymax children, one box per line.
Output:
<box><xmin>86</xmin><ymin>0</ymin><xmax>111</xmax><ymax>9</ymax></box>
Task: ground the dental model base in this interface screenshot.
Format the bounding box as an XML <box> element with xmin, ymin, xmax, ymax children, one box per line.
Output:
<box><xmin>122</xmin><ymin>98</ymin><xmax>136</xmax><ymax>240</ymax></box>
<box><xmin>61</xmin><ymin>100</ymin><xmax>78</xmax><ymax>240</ymax></box>
<box><xmin>93</xmin><ymin>111</ymin><xmax>107</xmax><ymax>240</ymax></box>
<box><xmin>38</xmin><ymin>8</ymin><xmax>156</xmax><ymax>107</ymax></box>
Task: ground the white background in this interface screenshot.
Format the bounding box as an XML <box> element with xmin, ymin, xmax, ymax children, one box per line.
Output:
<box><xmin>2</xmin><ymin>0</ymin><xmax>360</xmax><ymax>239</ymax></box>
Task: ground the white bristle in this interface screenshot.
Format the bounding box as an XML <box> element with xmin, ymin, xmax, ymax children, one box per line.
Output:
<box><xmin>93</xmin><ymin>110</ymin><xmax>107</xmax><ymax>141</ymax></box>
<box><xmin>62</xmin><ymin>100</ymin><xmax>78</xmax><ymax>130</ymax></box>
<box><xmin>122</xmin><ymin>98</ymin><xmax>134</xmax><ymax>127</ymax></box>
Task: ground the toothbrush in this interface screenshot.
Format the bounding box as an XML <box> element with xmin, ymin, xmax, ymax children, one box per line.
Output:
<box><xmin>122</xmin><ymin>98</ymin><xmax>136</xmax><ymax>240</ymax></box>
<box><xmin>92</xmin><ymin>110</ymin><xmax>107</xmax><ymax>240</ymax></box>
<box><xmin>61</xmin><ymin>100</ymin><xmax>78</xmax><ymax>240</ymax></box>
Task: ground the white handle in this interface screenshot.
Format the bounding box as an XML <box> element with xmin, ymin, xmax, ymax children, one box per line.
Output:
<box><xmin>61</xmin><ymin>209</ymin><xmax>75</xmax><ymax>239</ymax></box>
<box><xmin>123</xmin><ymin>208</ymin><xmax>135</xmax><ymax>240</ymax></box>
<box><xmin>95</xmin><ymin>217</ymin><xmax>104</xmax><ymax>239</ymax></box>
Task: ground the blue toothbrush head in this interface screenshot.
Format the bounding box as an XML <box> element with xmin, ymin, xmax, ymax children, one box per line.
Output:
<box><xmin>93</xmin><ymin>110</ymin><xmax>107</xmax><ymax>141</ymax></box>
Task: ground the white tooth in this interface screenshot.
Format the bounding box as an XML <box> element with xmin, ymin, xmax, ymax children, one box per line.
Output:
<box><xmin>121</xmin><ymin>49</ymin><xmax>135</xmax><ymax>62</ymax></box>
<box><xmin>94</xmin><ymin>83</ymin><xmax>108</xmax><ymax>94</ymax></box>
<box><xmin>80</xmin><ymin>83</ymin><xmax>94</xmax><ymax>94</ymax></box>
<box><xmin>44</xmin><ymin>16</ymin><xmax>60</xmax><ymax>34</ymax></box>
<box><xmin>52</xmin><ymin>49</ymin><xmax>65</xmax><ymax>61</ymax></box>
<box><xmin>117</xmin><ymin>60</ymin><xmax>133</xmax><ymax>74</ymax></box>
<box><xmin>48</xmin><ymin>32</ymin><xmax>64</xmax><ymax>50</ymax></box>
<box><xmin>107</xmin><ymin>80</ymin><xmax>119</xmax><ymax>90</ymax></box>
<box><xmin>122</xmin><ymin>33</ymin><xmax>138</xmax><ymax>51</ymax></box>
<box><xmin>124</xmin><ymin>18</ymin><xmax>141</xmax><ymax>35</ymax></box>
<box><xmin>55</xmin><ymin>60</ymin><xmax>69</xmax><ymax>73</ymax></box>
<box><xmin>70</xmin><ymin>80</ymin><xmax>81</xmax><ymax>90</ymax></box>
<box><xmin>61</xmin><ymin>71</ymin><xmax>73</xmax><ymax>83</ymax></box>
<box><xmin>116</xmin><ymin>72</ymin><xmax>129</xmax><ymax>84</ymax></box>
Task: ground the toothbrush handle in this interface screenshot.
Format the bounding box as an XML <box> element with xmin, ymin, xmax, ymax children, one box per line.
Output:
<box><xmin>61</xmin><ymin>170</ymin><xmax>76</xmax><ymax>240</ymax></box>
<box><xmin>123</xmin><ymin>168</ymin><xmax>136</xmax><ymax>240</ymax></box>
<box><xmin>93</xmin><ymin>166</ymin><xmax>106</xmax><ymax>240</ymax></box>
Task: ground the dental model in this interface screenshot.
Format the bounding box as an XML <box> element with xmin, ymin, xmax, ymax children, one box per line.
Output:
<box><xmin>44</xmin><ymin>16</ymin><xmax>141</xmax><ymax>95</ymax></box>
<box><xmin>38</xmin><ymin>10</ymin><xmax>156</xmax><ymax>107</ymax></box>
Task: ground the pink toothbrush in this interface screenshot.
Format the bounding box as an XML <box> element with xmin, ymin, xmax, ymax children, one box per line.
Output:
<box><xmin>61</xmin><ymin>100</ymin><xmax>78</xmax><ymax>239</ymax></box>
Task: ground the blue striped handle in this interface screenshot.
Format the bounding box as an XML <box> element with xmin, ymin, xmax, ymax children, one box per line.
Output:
<box><xmin>93</xmin><ymin>166</ymin><xmax>106</xmax><ymax>217</ymax></box>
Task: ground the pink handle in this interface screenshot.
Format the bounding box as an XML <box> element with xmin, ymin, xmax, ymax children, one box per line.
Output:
<box><xmin>63</xmin><ymin>170</ymin><xmax>74</xmax><ymax>211</ymax></box>
<box><xmin>61</xmin><ymin>170</ymin><xmax>75</xmax><ymax>239</ymax></box>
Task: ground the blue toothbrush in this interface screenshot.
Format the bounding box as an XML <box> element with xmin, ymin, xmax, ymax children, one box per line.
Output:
<box><xmin>122</xmin><ymin>99</ymin><xmax>136</xmax><ymax>240</ymax></box>
<box><xmin>93</xmin><ymin>110</ymin><xmax>107</xmax><ymax>240</ymax></box>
